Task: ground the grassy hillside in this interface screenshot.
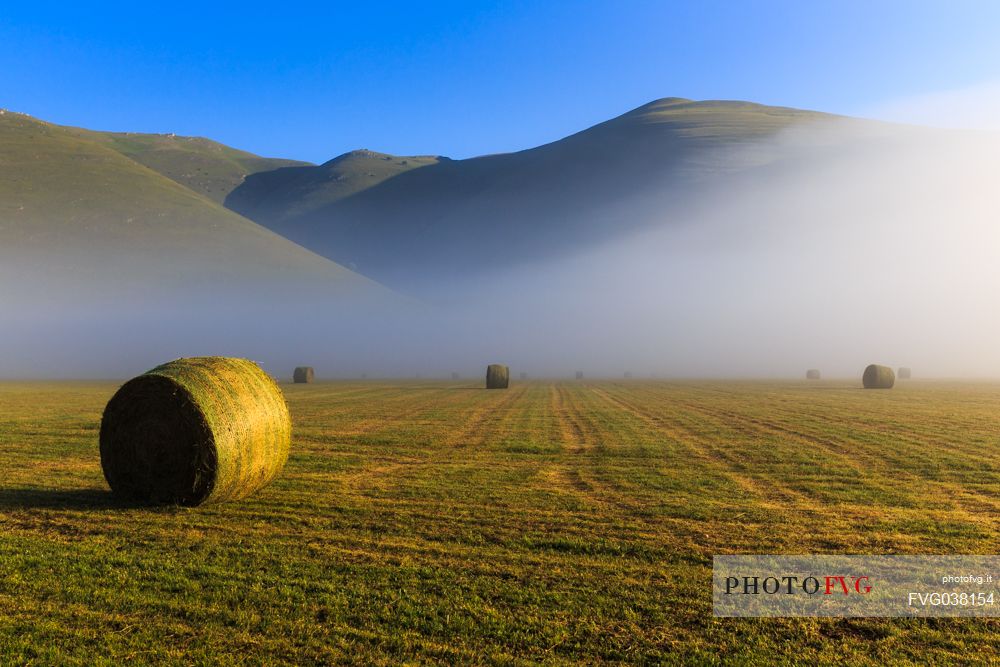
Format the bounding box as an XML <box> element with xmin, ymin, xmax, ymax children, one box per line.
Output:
<box><xmin>1</xmin><ymin>99</ymin><xmax>875</xmax><ymax>292</ymax></box>
<box><xmin>66</xmin><ymin>126</ymin><xmax>309</xmax><ymax>204</ymax></box>
<box><xmin>1</xmin><ymin>379</ymin><xmax>997</xmax><ymax>663</ymax></box>
<box><xmin>226</xmin><ymin>149</ymin><xmax>441</xmax><ymax>224</ymax></box>
<box><xmin>0</xmin><ymin>110</ymin><xmax>383</xmax><ymax>301</ymax></box>
<box><xmin>224</xmin><ymin>98</ymin><xmax>839</xmax><ymax>287</ymax></box>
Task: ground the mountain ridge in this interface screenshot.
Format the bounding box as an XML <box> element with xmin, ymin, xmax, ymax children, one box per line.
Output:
<box><xmin>224</xmin><ymin>97</ymin><xmax>843</xmax><ymax>287</ymax></box>
<box><xmin>0</xmin><ymin>97</ymin><xmax>905</xmax><ymax>295</ymax></box>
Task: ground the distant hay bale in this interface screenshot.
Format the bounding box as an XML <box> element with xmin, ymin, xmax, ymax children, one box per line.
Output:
<box><xmin>898</xmin><ymin>367</ymin><xmax>912</xmax><ymax>379</ymax></box>
<box><xmin>862</xmin><ymin>364</ymin><xmax>895</xmax><ymax>389</ymax></box>
<box><xmin>99</xmin><ymin>357</ymin><xmax>292</xmax><ymax>506</ymax></box>
<box><xmin>293</xmin><ymin>366</ymin><xmax>314</xmax><ymax>383</ymax></box>
<box><xmin>575</xmin><ymin>371</ymin><xmax>584</xmax><ymax>380</ymax></box>
<box><xmin>624</xmin><ymin>371</ymin><xmax>633</xmax><ymax>379</ymax></box>
<box><xmin>519</xmin><ymin>372</ymin><xmax>528</xmax><ymax>380</ymax></box>
<box><xmin>486</xmin><ymin>364</ymin><xmax>509</xmax><ymax>389</ymax></box>
<box><xmin>806</xmin><ymin>369</ymin><xmax>821</xmax><ymax>380</ymax></box>
<box><xmin>451</xmin><ymin>372</ymin><xmax>460</xmax><ymax>380</ymax></box>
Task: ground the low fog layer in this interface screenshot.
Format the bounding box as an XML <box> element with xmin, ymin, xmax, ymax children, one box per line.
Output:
<box><xmin>435</xmin><ymin>120</ymin><xmax>1000</xmax><ymax>379</ymax></box>
<box><xmin>3</xmin><ymin>116</ymin><xmax>1000</xmax><ymax>380</ymax></box>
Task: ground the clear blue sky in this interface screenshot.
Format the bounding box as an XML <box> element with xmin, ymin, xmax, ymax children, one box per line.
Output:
<box><xmin>2</xmin><ymin>1</ymin><xmax>998</xmax><ymax>162</ymax></box>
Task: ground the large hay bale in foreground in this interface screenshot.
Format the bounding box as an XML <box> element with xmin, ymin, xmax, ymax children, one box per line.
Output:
<box><xmin>293</xmin><ymin>366</ymin><xmax>314</xmax><ymax>383</ymax></box>
<box><xmin>862</xmin><ymin>364</ymin><xmax>895</xmax><ymax>389</ymax></box>
<box><xmin>100</xmin><ymin>357</ymin><xmax>292</xmax><ymax>505</ymax></box>
<box><xmin>486</xmin><ymin>364</ymin><xmax>509</xmax><ymax>389</ymax></box>
<box><xmin>898</xmin><ymin>367</ymin><xmax>912</xmax><ymax>379</ymax></box>
<box><xmin>806</xmin><ymin>369</ymin><xmax>821</xmax><ymax>380</ymax></box>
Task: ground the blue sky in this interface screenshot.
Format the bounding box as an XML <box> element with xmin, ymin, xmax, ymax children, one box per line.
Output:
<box><xmin>2</xmin><ymin>1</ymin><xmax>999</xmax><ymax>162</ymax></box>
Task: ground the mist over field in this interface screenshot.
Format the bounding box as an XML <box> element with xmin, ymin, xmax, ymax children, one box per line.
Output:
<box><xmin>3</xmin><ymin>110</ymin><xmax>1000</xmax><ymax>380</ymax></box>
<box><xmin>439</xmin><ymin>119</ymin><xmax>1000</xmax><ymax>380</ymax></box>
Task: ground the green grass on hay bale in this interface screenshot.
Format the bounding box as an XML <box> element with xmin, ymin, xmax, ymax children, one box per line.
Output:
<box><xmin>863</xmin><ymin>364</ymin><xmax>895</xmax><ymax>389</ymax></box>
<box><xmin>99</xmin><ymin>356</ymin><xmax>291</xmax><ymax>505</ymax></box>
<box><xmin>486</xmin><ymin>364</ymin><xmax>509</xmax><ymax>389</ymax></box>
<box><xmin>293</xmin><ymin>366</ymin><xmax>315</xmax><ymax>383</ymax></box>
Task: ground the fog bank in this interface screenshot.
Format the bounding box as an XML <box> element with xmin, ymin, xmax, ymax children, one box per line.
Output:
<box><xmin>4</xmin><ymin>115</ymin><xmax>1000</xmax><ymax>380</ymax></box>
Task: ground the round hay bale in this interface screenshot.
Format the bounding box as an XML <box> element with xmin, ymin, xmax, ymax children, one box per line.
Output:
<box><xmin>293</xmin><ymin>366</ymin><xmax>314</xmax><ymax>383</ymax></box>
<box><xmin>451</xmin><ymin>372</ymin><xmax>460</xmax><ymax>380</ymax></box>
<box><xmin>862</xmin><ymin>364</ymin><xmax>895</xmax><ymax>389</ymax></box>
<box><xmin>575</xmin><ymin>371</ymin><xmax>584</xmax><ymax>380</ymax></box>
<box><xmin>624</xmin><ymin>371</ymin><xmax>633</xmax><ymax>379</ymax></box>
<box><xmin>100</xmin><ymin>357</ymin><xmax>292</xmax><ymax>506</ymax></box>
<box><xmin>898</xmin><ymin>367</ymin><xmax>912</xmax><ymax>379</ymax></box>
<box><xmin>486</xmin><ymin>364</ymin><xmax>509</xmax><ymax>389</ymax></box>
<box><xmin>519</xmin><ymin>372</ymin><xmax>528</xmax><ymax>380</ymax></box>
<box><xmin>806</xmin><ymin>369</ymin><xmax>821</xmax><ymax>380</ymax></box>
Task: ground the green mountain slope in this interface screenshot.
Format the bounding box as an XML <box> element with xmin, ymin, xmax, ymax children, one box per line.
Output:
<box><xmin>0</xmin><ymin>110</ymin><xmax>384</xmax><ymax>303</ymax></box>
<box><xmin>64</xmin><ymin>126</ymin><xmax>310</xmax><ymax>203</ymax></box>
<box><xmin>226</xmin><ymin>149</ymin><xmax>441</xmax><ymax>224</ymax></box>
<box><xmin>225</xmin><ymin>98</ymin><xmax>841</xmax><ymax>286</ymax></box>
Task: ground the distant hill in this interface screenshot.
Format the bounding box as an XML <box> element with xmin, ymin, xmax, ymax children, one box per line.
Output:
<box><xmin>64</xmin><ymin>126</ymin><xmax>310</xmax><ymax>203</ymax></box>
<box><xmin>226</xmin><ymin>149</ymin><xmax>441</xmax><ymax>224</ymax></box>
<box><xmin>1</xmin><ymin>98</ymin><xmax>898</xmax><ymax>299</ymax></box>
<box><xmin>225</xmin><ymin>98</ymin><xmax>843</xmax><ymax>287</ymax></box>
<box><xmin>0</xmin><ymin>109</ymin><xmax>386</xmax><ymax>305</ymax></box>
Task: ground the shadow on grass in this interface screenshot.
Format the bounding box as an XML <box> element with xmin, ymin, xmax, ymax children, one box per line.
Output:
<box><xmin>0</xmin><ymin>486</ymin><xmax>144</xmax><ymax>510</ymax></box>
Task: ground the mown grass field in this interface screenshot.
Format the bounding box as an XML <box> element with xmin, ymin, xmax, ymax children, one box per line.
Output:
<box><xmin>1</xmin><ymin>379</ymin><xmax>998</xmax><ymax>665</ymax></box>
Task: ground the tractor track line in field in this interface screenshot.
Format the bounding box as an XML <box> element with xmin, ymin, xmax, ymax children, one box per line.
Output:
<box><xmin>587</xmin><ymin>386</ymin><xmax>810</xmax><ymax>509</ymax></box>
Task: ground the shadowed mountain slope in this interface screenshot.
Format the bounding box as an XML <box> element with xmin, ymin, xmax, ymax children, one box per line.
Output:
<box><xmin>225</xmin><ymin>98</ymin><xmax>841</xmax><ymax>287</ymax></box>
<box><xmin>226</xmin><ymin>149</ymin><xmax>441</xmax><ymax>224</ymax></box>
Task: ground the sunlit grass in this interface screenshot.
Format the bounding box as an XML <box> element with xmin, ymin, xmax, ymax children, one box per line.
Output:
<box><xmin>0</xmin><ymin>380</ymin><xmax>997</xmax><ymax>664</ymax></box>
